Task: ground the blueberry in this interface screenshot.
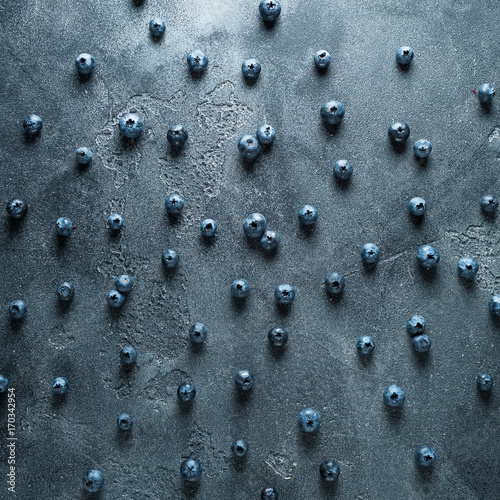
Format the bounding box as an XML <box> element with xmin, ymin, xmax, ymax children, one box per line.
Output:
<box><xmin>165</xmin><ymin>193</ymin><xmax>184</xmax><ymax>215</ymax></box>
<box><xmin>388</xmin><ymin>121</ymin><xmax>410</xmax><ymax>142</ymax></box>
<box><xmin>120</xmin><ymin>345</ymin><xmax>137</xmax><ymax>364</ymax></box>
<box><xmin>6</xmin><ymin>198</ymin><xmax>28</xmax><ymax>219</ymax></box>
<box><xmin>231</xmin><ymin>438</ymin><xmax>248</xmax><ymax>458</ymax></box>
<box><xmin>314</xmin><ymin>50</ymin><xmax>331</xmax><ymax>70</ymax></box>
<box><xmin>480</xmin><ymin>194</ymin><xmax>498</xmax><ymax>213</ymax></box>
<box><xmin>75</xmin><ymin>147</ymin><xmax>93</xmax><ymax>165</ymax></box>
<box><xmin>200</xmin><ymin>218</ymin><xmax>217</xmax><ymax>237</ymax></box>
<box><xmin>333</xmin><ymin>159</ymin><xmax>353</xmax><ymax>181</ymax></box>
<box><xmin>23</xmin><ymin>114</ymin><xmax>43</xmax><ymax>136</ymax></box>
<box><xmin>83</xmin><ymin>469</ymin><xmax>104</xmax><ymax>493</ymax></box>
<box><xmin>243</xmin><ymin>213</ymin><xmax>266</xmax><ymax>238</ymax></box>
<box><xmin>356</xmin><ymin>335</ymin><xmax>375</xmax><ymax>355</ymax></box>
<box><xmin>383</xmin><ymin>384</ymin><xmax>405</xmax><ymax>407</ymax></box>
<box><xmin>261</xmin><ymin>487</ymin><xmax>279</xmax><ymax>499</ymax></box>
<box><xmin>361</xmin><ymin>243</ymin><xmax>380</xmax><ymax>265</ymax></box>
<box><xmin>396</xmin><ymin>46</ymin><xmax>414</xmax><ymax>65</ymax></box>
<box><xmin>177</xmin><ymin>382</ymin><xmax>196</xmax><ymax>402</ymax></box>
<box><xmin>298</xmin><ymin>205</ymin><xmax>318</xmax><ymax>226</ymax></box>
<box><xmin>149</xmin><ymin>18</ymin><xmax>166</xmax><ymax>37</ymax></box>
<box><xmin>117</xmin><ymin>412</ymin><xmax>133</xmax><ymax>431</ymax></box>
<box><xmin>56</xmin><ymin>217</ymin><xmax>73</xmax><ymax>236</ymax></box>
<box><xmin>412</xmin><ymin>334</ymin><xmax>431</xmax><ymax>353</ymax></box>
<box><xmin>325</xmin><ymin>272</ymin><xmax>345</xmax><ymax>294</ymax></box>
<box><xmin>0</xmin><ymin>374</ymin><xmax>8</xmax><ymax>393</ymax></box>
<box><xmin>234</xmin><ymin>369</ymin><xmax>254</xmax><ymax>391</ymax></box>
<box><xmin>268</xmin><ymin>327</ymin><xmax>288</xmax><ymax>347</ymax></box>
<box><xmin>238</xmin><ymin>134</ymin><xmax>261</xmax><ymax>159</ymax></box>
<box><xmin>476</xmin><ymin>83</ymin><xmax>495</xmax><ymax>103</ymax></box>
<box><xmin>256</xmin><ymin>124</ymin><xmax>276</xmax><ymax>145</ymax></box>
<box><xmin>413</xmin><ymin>139</ymin><xmax>432</xmax><ymax>159</ymax></box>
<box><xmin>189</xmin><ymin>323</ymin><xmax>207</xmax><ymax>343</ymax></box>
<box><xmin>259</xmin><ymin>0</ymin><xmax>281</xmax><ymax>21</ymax></box>
<box><xmin>260</xmin><ymin>230</ymin><xmax>280</xmax><ymax>251</ymax></box>
<box><xmin>187</xmin><ymin>49</ymin><xmax>208</xmax><ymax>73</ymax></box>
<box><xmin>118</xmin><ymin>113</ymin><xmax>144</xmax><ymax>139</ymax></box>
<box><xmin>408</xmin><ymin>197</ymin><xmax>426</xmax><ymax>216</ymax></box>
<box><xmin>52</xmin><ymin>377</ymin><xmax>69</xmax><ymax>395</ymax></box>
<box><xmin>319</xmin><ymin>460</ymin><xmax>339</xmax><ymax>482</ymax></box>
<box><xmin>407</xmin><ymin>314</ymin><xmax>426</xmax><ymax>335</ymax></box>
<box><xmin>416</xmin><ymin>244</ymin><xmax>440</xmax><ymax>269</ymax></box>
<box><xmin>415</xmin><ymin>445</ymin><xmax>436</xmax><ymax>467</ymax></box>
<box><xmin>457</xmin><ymin>257</ymin><xmax>479</xmax><ymax>279</ymax></box>
<box><xmin>108</xmin><ymin>214</ymin><xmax>123</xmax><ymax>231</ymax></box>
<box><xmin>477</xmin><ymin>373</ymin><xmax>493</xmax><ymax>392</ymax></box>
<box><xmin>9</xmin><ymin>300</ymin><xmax>27</xmax><ymax>319</ymax></box>
<box><xmin>75</xmin><ymin>53</ymin><xmax>95</xmax><ymax>75</ymax></box>
<box><xmin>162</xmin><ymin>249</ymin><xmax>179</xmax><ymax>269</ymax></box>
<box><xmin>297</xmin><ymin>407</ymin><xmax>321</xmax><ymax>433</ymax></box>
<box><xmin>231</xmin><ymin>279</ymin><xmax>250</xmax><ymax>299</ymax></box>
<box><xmin>180</xmin><ymin>457</ymin><xmax>202</xmax><ymax>482</ymax></box>
<box><xmin>167</xmin><ymin>124</ymin><xmax>188</xmax><ymax>148</ymax></box>
<box><xmin>489</xmin><ymin>295</ymin><xmax>500</xmax><ymax>316</ymax></box>
<box><xmin>115</xmin><ymin>275</ymin><xmax>133</xmax><ymax>292</ymax></box>
<box><xmin>242</xmin><ymin>58</ymin><xmax>261</xmax><ymax>80</ymax></box>
<box><xmin>107</xmin><ymin>290</ymin><xmax>125</xmax><ymax>308</ymax></box>
<box><xmin>57</xmin><ymin>282</ymin><xmax>75</xmax><ymax>302</ymax></box>
<box><xmin>275</xmin><ymin>284</ymin><xmax>295</xmax><ymax>304</ymax></box>
<box><xmin>320</xmin><ymin>100</ymin><xmax>345</xmax><ymax>125</ymax></box>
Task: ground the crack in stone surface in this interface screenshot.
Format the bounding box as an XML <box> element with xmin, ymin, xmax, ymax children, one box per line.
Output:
<box><xmin>188</xmin><ymin>423</ymin><xmax>229</xmax><ymax>478</ymax></box>
<box><xmin>488</xmin><ymin>126</ymin><xmax>500</xmax><ymax>143</ymax></box>
<box><xmin>48</xmin><ymin>324</ymin><xmax>76</xmax><ymax>350</ymax></box>
<box><xmin>445</xmin><ymin>223</ymin><xmax>500</xmax><ymax>291</ymax></box>
<box><xmin>157</xmin><ymin>80</ymin><xmax>252</xmax><ymax>235</ymax></box>
<box><xmin>95</xmin><ymin>91</ymin><xmax>188</xmax><ymax>189</ymax></box>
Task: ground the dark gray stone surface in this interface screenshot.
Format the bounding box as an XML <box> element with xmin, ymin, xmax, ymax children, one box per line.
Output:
<box><xmin>1</xmin><ymin>0</ymin><xmax>499</xmax><ymax>498</ymax></box>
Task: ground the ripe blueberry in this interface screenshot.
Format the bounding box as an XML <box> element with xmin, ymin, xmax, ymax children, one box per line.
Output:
<box><xmin>75</xmin><ymin>53</ymin><xmax>95</xmax><ymax>75</ymax></box>
<box><xmin>6</xmin><ymin>199</ymin><xmax>28</xmax><ymax>219</ymax></box>
<box><xmin>320</xmin><ymin>100</ymin><xmax>345</xmax><ymax>125</ymax></box>
<box><xmin>297</xmin><ymin>407</ymin><xmax>321</xmax><ymax>433</ymax></box>
<box><xmin>187</xmin><ymin>49</ymin><xmax>208</xmax><ymax>73</ymax></box>
<box><xmin>416</xmin><ymin>245</ymin><xmax>440</xmax><ymax>269</ymax></box>
<box><xmin>238</xmin><ymin>134</ymin><xmax>261</xmax><ymax>159</ymax></box>
<box><xmin>242</xmin><ymin>58</ymin><xmax>261</xmax><ymax>80</ymax></box>
<box><xmin>9</xmin><ymin>300</ymin><xmax>27</xmax><ymax>319</ymax></box>
<box><xmin>57</xmin><ymin>282</ymin><xmax>75</xmax><ymax>302</ymax></box>
<box><xmin>118</xmin><ymin>113</ymin><xmax>143</xmax><ymax>139</ymax></box>
<box><xmin>388</xmin><ymin>121</ymin><xmax>410</xmax><ymax>142</ymax></box>
<box><xmin>52</xmin><ymin>377</ymin><xmax>69</xmax><ymax>395</ymax></box>
<box><xmin>23</xmin><ymin>114</ymin><xmax>42</xmax><ymax>136</ymax></box>
<box><xmin>275</xmin><ymin>284</ymin><xmax>295</xmax><ymax>304</ymax></box>
<box><xmin>325</xmin><ymin>272</ymin><xmax>345</xmax><ymax>294</ymax></box>
<box><xmin>165</xmin><ymin>193</ymin><xmax>184</xmax><ymax>215</ymax></box>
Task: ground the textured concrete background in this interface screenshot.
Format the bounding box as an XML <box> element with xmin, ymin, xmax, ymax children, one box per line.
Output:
<box><xmin>1</xmin><ymin>0</ymin><xmax>499</xmax><ymax>498</ymax></box>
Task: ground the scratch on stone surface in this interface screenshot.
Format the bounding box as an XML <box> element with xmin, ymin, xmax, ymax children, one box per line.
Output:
<box><xmin>312</xmin><ymin>340</ymin><xmax>364</xmax><ymax>376</ymax></box>
<box><xmin>265</xmin><ymin>450</ymin><xmax>297</xmax><ymax>479</ymax></box>
<box><xmin>380</xmin><ymin>249</ymin><xmax>409</xmax><ymax>265</ymax></box>
<box><xmin>4</xmin><ymin>42</ymin><xmax>54</xmax><ymax>96</ymax></box>
<box><xmin>345</xmin><ymin>249</ymin><xmax>409</xmax><ymax>278</ymax></box>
